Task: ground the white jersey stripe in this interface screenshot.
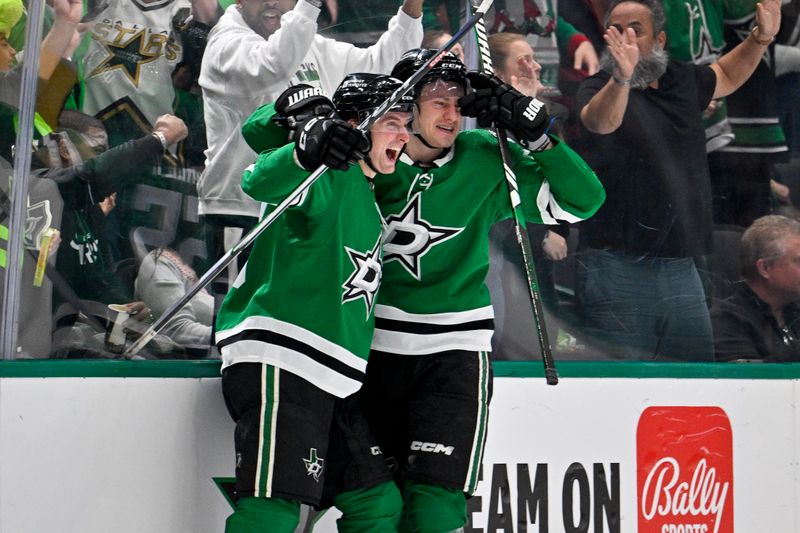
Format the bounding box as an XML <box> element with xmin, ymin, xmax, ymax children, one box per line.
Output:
<box><xmin>536</xmin><ymin>180</ymin><xmax>585</xmax><ymax>224</ymax></box>
<box><xmin>220</xmin><ymin>341</ymin><xmax>363</xmax><ymax>398</ymax></box>
<box><xmin>217</xmin><ymin>315</ymin><xmax>367</xmax><ymax>373</ymax></box>
<box><xmin>728</xmin><ymin>118</ymin><xmax>781</xmax><ymax>125</ymax></box>
<box><xmin>371</xmin><ymin>329</ymin><xmax>493</xmax><ymax>355</ymax></box>
<box><xmin>374</xmin><ymin>304</ymin><xmax>494</xmax><ymax>324</ymax></box>
<box><xmin>718</xmin><ymin>145</ymin><xmax>790</xmax><ymax>154</ymax></box>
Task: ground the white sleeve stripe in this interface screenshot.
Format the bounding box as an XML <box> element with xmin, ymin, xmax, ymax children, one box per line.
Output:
<box><xmin>536</xmin><ymin>180</ymin><xmax>587</xmax><ymax>224</ymax></box>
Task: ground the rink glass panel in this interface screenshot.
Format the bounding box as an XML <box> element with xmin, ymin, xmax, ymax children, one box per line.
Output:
<box><xmin>2</xmin><ymin>0</ymin><xmax>796</xmax><ymax>364</ymax></box>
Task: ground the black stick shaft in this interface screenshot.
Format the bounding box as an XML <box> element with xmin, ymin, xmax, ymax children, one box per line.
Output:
<box><xmin>124</xmin><ymin>0</ymin><xmax>497</xmax><ymax>357</ymax></box>
<box><xmin>471</xmin><ymin>2</ymin><xmax>558</xmax><ymax>385</ymax></box>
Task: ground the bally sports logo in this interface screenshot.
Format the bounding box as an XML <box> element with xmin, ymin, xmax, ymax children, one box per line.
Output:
<box><xmin>637</xmin><ymin>406</ymin><xmax>733</xmax><ymax>533</ymax></box>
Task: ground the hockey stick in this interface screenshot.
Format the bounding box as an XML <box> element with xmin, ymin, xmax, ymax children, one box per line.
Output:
<box><xmin>124</xmin><ymin>0</ymin><xmax>497</xmax><ymax>357</ymax></box>
<box><xmin>470</xmin><ymin>1</ymin><xmax>558</xmax><ymax>385</ymax></box>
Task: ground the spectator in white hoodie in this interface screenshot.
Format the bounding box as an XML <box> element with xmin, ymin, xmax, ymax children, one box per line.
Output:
<box><xmin>198</xmin><ymin>0</ymin><xmax>423</xmax><ymax>292</ymax></box>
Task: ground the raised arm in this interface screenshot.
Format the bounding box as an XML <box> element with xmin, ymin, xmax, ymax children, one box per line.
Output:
<box><xmin>556</xmin><ymin>16</ymin><xmax>599</xmax><ymax>75</ymax></box>
<box><xmin>579</xmin><ymin>26</ymin><xmax>638</xmax><ymax>134</ymax></box>
<box><xmin>204</xmin><ymin>1</ymin><xmax>320</xmax><ymax>94</ymax></box>
<box><xmin>39</xmin><ymin>0</ymin><xmax>81</xmax><ymax>80</ymax></box>
<box><xmin>337</xmin><ymin>0</ymin><xmax>423</xmax><ymax>76</ymax></box>
<box><xmin>190</xmin><ymin>0</ymin><xmax>222</xmax><ymax>25</ymax></box>
<box><xmin>400</xmin><ymin>0</ymin><xmax>423</xmax><ymax>19</ymax></box>
<box><xmin>711</xmin><ymin>0</ymin><xmax>781</xmax><ymax>98</ymax></box>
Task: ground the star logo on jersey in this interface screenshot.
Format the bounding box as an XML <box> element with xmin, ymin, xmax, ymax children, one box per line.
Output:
<box><xmin>692</xmin><ymin>29</ymin><xmax>723</xmax><ymax>65</ymax></box>
<box><xmin>382</xmin><ymin>193</ymin><xmax>463</xmax><ymax>280</ymax></box>
<box><xmin>89</xmin><ymin>29</ymin><xmax>160</xmax><ymax>87</ymax></box>
<box><xmin>342</xmin><ymin>237</ymin><xmax>383</xmax><ymax>318</ymax></box>
<box><xmin>303</xmin><ymin>448</ymin><xmax>325</xmax><ymax>482</ymax></box>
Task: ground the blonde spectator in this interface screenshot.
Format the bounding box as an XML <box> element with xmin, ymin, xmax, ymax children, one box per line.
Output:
<box><xmin>489</xmin><ymin>31</ymin><xmax>545</xmax><ymax>97</ymax></box>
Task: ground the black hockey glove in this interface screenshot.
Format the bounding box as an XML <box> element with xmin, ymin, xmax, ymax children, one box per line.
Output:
<box><xmin>459</xmin><ymin>71</ymin><xmax>551</xmax><ymax>151</ymax></box>
<box><xmin>295</xmin><ymin>116</ymin><xmax>371</xmax><ymax>171</ymax></box>
<box><xmin>273</xmin><ymin>84</ymin><xmax>337</xmax><ymax>141</ymax></box>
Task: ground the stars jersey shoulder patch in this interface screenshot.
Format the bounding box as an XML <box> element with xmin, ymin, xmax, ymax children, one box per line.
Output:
<box><xmin>382</xmin><ymin>192</ymin><xmax>463</xmax><ymax>280</ymax></box>
<box><xmin>342</xmin><ymin>235</ymin><xmax>383</xmax><ymax>318</ymax></box>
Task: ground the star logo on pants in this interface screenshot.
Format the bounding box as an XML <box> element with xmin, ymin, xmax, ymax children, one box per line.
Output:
<box><xmin>303</xmin><ymin>448</ymin><xmax>325</xmax><ymax>482</ymax></box>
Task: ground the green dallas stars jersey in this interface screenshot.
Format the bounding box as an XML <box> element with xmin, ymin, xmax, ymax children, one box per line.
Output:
<box><xmin>215</xmin><ymin>144</ymin><xmax>384</xmax><ymax>398</ymax></box>
<box><xmin>372</xmin><ymin>129</ymin><xmax>604</xmax><ymax>355</ymax></box>
<box><xmin>661</xmin><ymin>0</ymin><xmax>751</xmax><ymax>152</ymax></box>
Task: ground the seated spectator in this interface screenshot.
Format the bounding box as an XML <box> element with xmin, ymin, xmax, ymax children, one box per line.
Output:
<box><xmin>134</xmin><ymin>247</ymin><xmax>213</xmax><ymax>354</ymax></box>
<box><xmin>0</xmin><ymin>153</ymin><xmax>64</xmax><ymax>358</ymax></box>
<box><xmin>30</xmin><ymin>111</ymin><xmax>185</xmax><ymax>357</ymax></box>
<box><xmin>712</xmin><ymin>215</ymin><xmax>800</xmax><ymax>362</ymax></box>
<box><xmin>35</xmin><ymin>111</ymin><xmax>188</xmax><ymax>308</ymax></box>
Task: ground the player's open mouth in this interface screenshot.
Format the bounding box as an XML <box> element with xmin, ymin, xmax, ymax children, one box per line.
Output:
<box><xmin>385</xmin><ymin>148</ymin><xmax>399</xmax><ymax>161</ymax></box>
<box><xmin>437</xmin><ymin>125</ymin><xmax>455</xmax><ymax>134</ymax></box>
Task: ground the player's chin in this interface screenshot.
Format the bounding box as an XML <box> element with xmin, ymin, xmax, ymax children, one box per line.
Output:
<box><xmin>368</xmin><ymin>152</ymin><xmax>396</xmax><ymax>174</ymax></box>
<box><xmin>431</xmin><ymin>128</ymin><xmax>457</xmax><ymax>147</ymax></box>
<box><xmin>371</xmin><ymin>159</ymin><xmax>397</xmax><ymax>174</ymax></box>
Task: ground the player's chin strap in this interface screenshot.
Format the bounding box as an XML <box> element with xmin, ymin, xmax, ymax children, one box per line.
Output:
<box><xmin>414</xmin><ymin>132</ymin><xmax>440</xmax><ymax>150</ymax></box>
<box><xmin>361</xmin><ymin>128</ymin><xmax>389</xmax><ymax>175</ymax></box>
<box><xmin>364</xmin><ymin>155</ymin><xmax>379</xmax><ymax>175</ymax></box>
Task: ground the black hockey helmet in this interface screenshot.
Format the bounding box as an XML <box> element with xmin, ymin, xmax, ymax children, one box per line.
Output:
<box><xmin>333</xmin><ymin>73</ymin><xmax>415</xmax><ymax>123</ymax></box>
<box><xmin>390</xmin><ymin>48</ymin><xmax>467</xmax><ymax>94</ymax></box>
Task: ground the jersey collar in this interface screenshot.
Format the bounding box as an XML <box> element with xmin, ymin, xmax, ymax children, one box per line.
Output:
<box><xmin>398</xmin><ymin>145</ymin><xmax>455</xmax><ymax>168</ymax></box>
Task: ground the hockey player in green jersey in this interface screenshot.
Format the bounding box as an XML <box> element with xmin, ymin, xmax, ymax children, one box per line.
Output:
<box><xmin>215</xmin><ymin>75</ymin><xmax>414</xmax><ymax>533</ymax></box>
<box><xmin>358</xmin><ymin>49</ymin><xmax>606</xmax><ymax>533</ymax></box>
